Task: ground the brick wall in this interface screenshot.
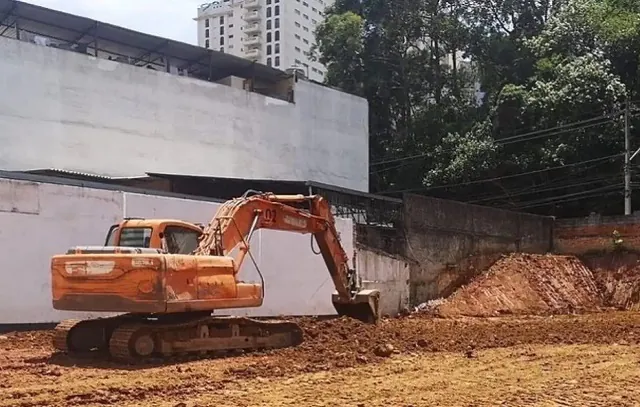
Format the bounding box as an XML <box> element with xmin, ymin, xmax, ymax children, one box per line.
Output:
<box><xmin>554</xmin><ymin>214</ymin><xmax>640</xmax><ymax>255</ymax></box>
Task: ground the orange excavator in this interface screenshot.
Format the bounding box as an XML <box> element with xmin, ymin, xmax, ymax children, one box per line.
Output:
<box><xmin>51</xmin><ymin>191</ymin><xmax>380</xmax><ymax>361</ymax></box>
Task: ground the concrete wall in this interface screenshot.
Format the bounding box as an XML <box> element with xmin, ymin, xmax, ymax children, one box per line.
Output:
<box><xmin>356</xmin><ymin>246</ymin><xmax>411</xmax><ymax>317</ymax></box>
<box><xmin>554</xmin><ymin>213</ymin><xmax>640</xmax><ymax>255</ymax></box>
<box><xmin>0</xmin><ymin>177</ymin><xmax>355</xmax><ymax>324</ymax></box>
<box><xmin>0</xmin><ymin>36</ymin><xmax>368</xmax><ymax>191</ymax></box>
<box><xmin>402</xmin><ymin>194</ymin><xmax>553</xmax><ymax>305</ymax></box>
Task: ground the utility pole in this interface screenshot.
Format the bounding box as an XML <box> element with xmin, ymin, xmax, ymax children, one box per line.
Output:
<box><xmin>625</xmin><ymin>97</ymin><xmax>632</xmax><ymax>215</ymax></box>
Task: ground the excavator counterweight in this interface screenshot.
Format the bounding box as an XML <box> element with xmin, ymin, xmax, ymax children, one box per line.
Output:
<box><xmin>51</xmin><ymin>192</ymin><xmax>380</xmax><ymax>362</ymax></box>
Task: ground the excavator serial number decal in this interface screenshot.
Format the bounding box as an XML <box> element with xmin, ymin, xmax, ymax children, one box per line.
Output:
<box><xmin>283</xmin><ymin>215</ymin><xmax>307</xmax><ymax>229</ymax></box>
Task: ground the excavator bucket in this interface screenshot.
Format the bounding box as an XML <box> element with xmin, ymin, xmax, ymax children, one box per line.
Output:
<box><xmin>332</xmin><ymin>289</ymin><xmax>381</xmax><ymax>324</ymax></box>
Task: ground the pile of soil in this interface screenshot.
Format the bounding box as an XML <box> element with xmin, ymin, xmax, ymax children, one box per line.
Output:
<box><xmin>432</xmin><ymin>253</ymin><xmax>604</xmax><ymax>317</ymax></box>
<box><xmin>582</xmin><ymin>251</ymin><xmax>640</xmax><ymax>311</ymax></box>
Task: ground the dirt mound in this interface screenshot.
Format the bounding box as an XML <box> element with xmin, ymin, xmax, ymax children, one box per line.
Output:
<box><xmin>432</xmin><ymin>253</ymin><xmax>604</xmax><ymax>317</ymax></box>
<box><xmin>582</xmin><ymin>251</ymin><xmax>640</xmax><ymax>311</ymax></box>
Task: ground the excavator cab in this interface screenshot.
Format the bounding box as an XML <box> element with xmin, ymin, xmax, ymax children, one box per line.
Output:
<box><xmin>103</xmin><ymin>219</ymin><xmax>203</xmax><ymax>254</ymax></box>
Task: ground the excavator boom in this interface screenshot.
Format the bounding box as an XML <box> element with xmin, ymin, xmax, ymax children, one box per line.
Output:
<box><xmin>194</xmin><ymin>191</ymin><xmax>380</xmax><ymax>323</ymax></box>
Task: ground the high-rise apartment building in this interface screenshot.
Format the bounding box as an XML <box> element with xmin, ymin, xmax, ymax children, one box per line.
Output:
<box><xmin>195</xmin><ymin>0</ymin><xmax>334</xmax><ymax>83</ymax></box>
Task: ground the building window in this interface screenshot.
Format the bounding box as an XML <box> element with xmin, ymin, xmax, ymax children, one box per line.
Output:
<box><xmin>295</xmin><ymin>46</ymin><xmax>301</xmax><ymax>52</ymax></box>
<box><xmin>205</xmin><ymin>29</ymin><xmax>209</xmax><ymax>38</ymax></box>
<box><xmin>205</xmin><ymin>39</ymin><xmax>210</xmax><ymax>48</ymax></box>
<box><xmin>303</xmin><ymin>38</ymin><xmax>309</xmax><ymax>44</ymax></box>
<box><xmin>220</xmin><ymin>37</ymin><xmax>224</xmax><ymax>45</ymax></box>
<box><xmin>220</xmin><ymin>26</ymin><xmax>224</xmax><ymax>35</ymax></box>
<box><xmin>220</xmin><ymin>16</ymin><xmax>224</xmax><ymax>25</ymax></box>
<box><xmin>267</xmin><ymin>32</ymin><xmax>272</xmax><ymax>42</ymax></box>
<box><xmin>267</xmin><ymin>57</ymin><xmax>272</xmax><ymax>66</ymax></box>
<box><xmin>205</xmin><ymin>19</ymin><xmax>210</xmax><ymax>28</ymax></box>
<box><xmin>275</xmin><ymin>5</ymin><xmax>280</xmax><ymax>15</ymax></box>
<box><xmin>267</xmin><ymin>0</ymin><xmax>271</xmax><ymax>3</ymax></box>
<box><xmin>275</xmin><ymin>56</ymin><xmax>280</xmax><ymax>66</ymax></box>
<box><xmin>275</xmin><ymin>43</ymin><xmax>280</xmax><ymax>53</ymax></box>
<box><xmin>295</xmin><ymin>22</ymin><xmax>301</xmax><ymax>27</ymax></box>
<box><xmin>275</xmin><ymin>18</ymin><xmax>280</xmax><ymax>28</ymax></box>
<box><xmin>275</xmin><ymin>30</ymin><xmax>280</xmax><ymax>41</ymax></box>
<box><xmin>267</xmin><ymin>19</ymin><xmax>272</xmax><ymax>30</ymax></box>
<box><xmin>267</xmin><ymin>45</ymin><xmax>272</xmax><ymax>55</ymax></box>
<box><xmin>267</xmin><ymin>7</ymin><xmax>272</xmax><ymax>17</ymax></box>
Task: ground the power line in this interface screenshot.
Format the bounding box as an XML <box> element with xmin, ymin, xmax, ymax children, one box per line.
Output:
<box><xmin>464</xmin><ymin>158</ymin><xmax>625</xmax><ymax>203</ymax></box>
<box><xmin>467</xmin><ymin>173</ymin><xmax>623</xmax><ymax>204</ymax></box>
<box><xmin>494</xmin><ymin>112</ymin><xmax>617</xmax><ymax>145</ymax></box>
<box><xmin>379</xmin><ymin>153</ymin><xmax>623</xmax><ymax>194</ymax></box>
<box><xmin>370</xmin><ymin>111</ymin><xmax>630</xmax><ymax>174</ymax></box>
<box><xmin>368</xmin><ymin>104</ymin><xmax>635</xmax><ymax>168</ymax></box>
<box><xmin>370</xmin><ymin>152</ymin><xmax>430</xmax><ymax>167</ymax></box>
<box><xmin>512</xmin><ymin>186</ymin><xmax>623</xmax><ymax>210</ymax></box>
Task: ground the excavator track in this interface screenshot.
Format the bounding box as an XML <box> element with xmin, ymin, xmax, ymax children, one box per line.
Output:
<box><xmin>53</xmin><ymin>315</ymin><xmax>132</xmax><ymax>354</ymax></box>
<box><xmin>108</xmin><ymin>316</ymin><xmax>304</xmax><ymax>363</ymax></box>
<box><xmin>54</xmin><ymin>314</ymin><xmax>304</xmax><ymax>364</ymax></box>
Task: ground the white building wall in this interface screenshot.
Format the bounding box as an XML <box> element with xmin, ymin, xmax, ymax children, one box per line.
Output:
<box><xmin>0</xmin><ymin>177</ymin><xmax>354</xmax><ymax>324</ymax></box>
<box><xmin>0</xmin><ymin>36</ymin><xmax>369</xmax><ymax>192</ymax></box>
<box><xmin>196</xmin><ymin>0</ymin><xmax>335</xmax><ymax>82</ymax></box>
<box><xmin>0</xmin><ymin>179</ymin><xmax>123</xmax><ymax>324</ymax></box>
<box><xmin>357</xmin><ymin>247</ymin><xmax>411</xmax><ymax>317</ymax></box>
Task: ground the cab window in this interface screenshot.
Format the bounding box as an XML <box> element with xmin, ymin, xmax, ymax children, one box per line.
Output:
<box><xmin>119</xmin><ymin>227</ymin><xmax>153</xmax><ymax>248</ymax></box>
<box><xmin>164</xmin><ymin>226</ymin><xmax>201</xmax><ymax>254</ymax></box>
<box><xmin>105</xmin><ymin>225</ymin><xmax>119</xmax><ymax>246</ymax></box>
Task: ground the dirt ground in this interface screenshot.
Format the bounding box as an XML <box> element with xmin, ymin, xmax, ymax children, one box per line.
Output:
<box><xmin>2</xmin><ymin>311</ymin><xmax>640</xmax><ymax>407</ymax></box>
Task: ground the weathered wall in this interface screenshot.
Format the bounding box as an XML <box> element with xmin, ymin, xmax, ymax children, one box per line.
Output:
<box><xmin>0</xmin><ymin>178</ymin><xmax>123</xmax><ymax>324</ymax></box>
<box><xmin>356</xmin><ymin>246</ymin><xmax>411</xmax><ymax>317</ymax></box>
<box><xmin>403</xmin><ymin>194</ymin><xmax>553</xmax><ymax>305</ymax></box>
<box><xmin>0</xmin><ymin>36</ymin><xmax>368</xmax><ymax>191</ymax></box>
<box><xmin>554</xmin><ymin>214</ymin><xmax>640</xmax><ymax>255</ymax></box>
<box><xmin>0</xmin><ymin>177</ymin><xmax>354</xmax><ymax>324</ymax></box>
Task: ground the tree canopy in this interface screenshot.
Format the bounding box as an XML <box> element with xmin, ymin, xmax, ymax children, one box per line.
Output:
<box><xmin>313</xmin><ymin>0</ymin><xmax>640</xmax><ymax>216</ymax></box>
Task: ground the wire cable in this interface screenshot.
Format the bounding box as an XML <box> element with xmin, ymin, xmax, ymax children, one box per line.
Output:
<box><xmin>369</xmin><ymin>103</ymin><xmax>638</xmax><ymax>168</ymax></box>
<box><xmin>379</xmin><ymin>153</ymin><xmax>623</xmax><ymax>194</ymax></box>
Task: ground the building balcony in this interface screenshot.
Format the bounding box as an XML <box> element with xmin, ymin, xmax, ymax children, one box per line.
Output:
<box><xmin>245</xmin><ymin>49</ymin><xmax>261</xmax><ymax>59</ymax></box>
<box><xmin>244</xmin><ymin>36</ymin><xmax>261</xmax><ymax>47</ymax></box>
<box><xmin>244</xmin><ymin>23</ymin><xmax>260</xmax><ymax>34</ymax></box>
<box><xmin>244</xmin><ymin>11</ymin><xmax>260</xmax><ymax>22</ymax></box>
<box><xmin>244</xmin><ymin>0</ymin><xmax>261</xmax><ymax>9</ymax></box>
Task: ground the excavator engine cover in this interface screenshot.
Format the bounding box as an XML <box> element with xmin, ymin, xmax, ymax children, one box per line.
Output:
<box><xmin>332</xmin><ymin>289</ymin><xmax>381</xmax><ymax>324</ymax></box>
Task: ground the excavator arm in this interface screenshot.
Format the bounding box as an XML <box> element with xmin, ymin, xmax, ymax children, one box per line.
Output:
<box><xmin>194</xmin><ymin>191</ymin><xmax>380</xmax><ymax>323</ymax></box>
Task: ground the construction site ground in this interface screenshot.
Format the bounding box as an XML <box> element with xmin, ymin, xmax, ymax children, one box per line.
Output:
<box><xmin>2</xmin><ymin>311</ymin><xmax>640</xmax><ymax>407</ymax></box>
<box><xmin>5</xmin><ymin>252</ymin><xmax>640</xmax><ymax>406</ymax></box>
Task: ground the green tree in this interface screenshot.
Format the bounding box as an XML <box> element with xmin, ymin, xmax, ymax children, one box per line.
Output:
<box><xmin>426</xmin><ymin>0</ymin><xmax>638</xmax><ymax>216</ymax></box>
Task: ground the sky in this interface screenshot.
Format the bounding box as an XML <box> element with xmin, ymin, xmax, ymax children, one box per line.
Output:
<box><xmin>23</xmin><ymin>0</ymin><xmax>205</xmax><ymax>44</ymax></box>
